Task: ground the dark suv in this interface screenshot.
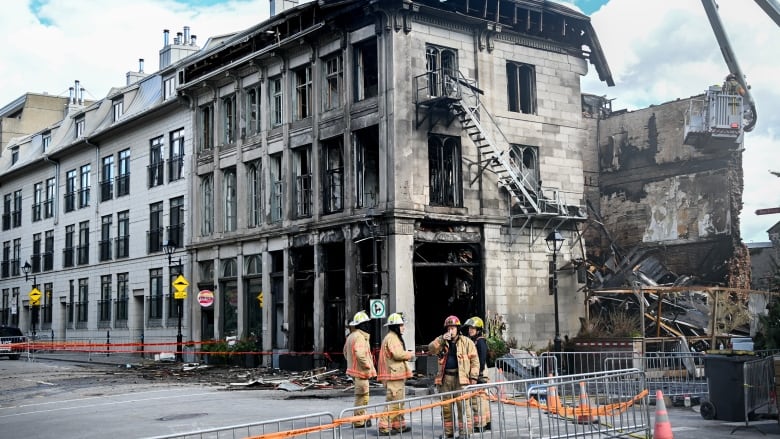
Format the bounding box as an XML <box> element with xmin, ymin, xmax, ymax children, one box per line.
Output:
<box><xmin>0</xmin><ymin>326</ymin><xmax>27</xmax><ymax>360</ymax></box>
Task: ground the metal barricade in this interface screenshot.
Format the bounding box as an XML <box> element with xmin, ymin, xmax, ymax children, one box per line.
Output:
<box><xmin>735</xmin><ymin>356</ymin><xmax>775</xmax><ymax>433</ymax></box>
<box><xmin>501</xmin><ymin>368</ymin><xmax>651</xmax><ymax>439</ymax></box>
<box><xmin>607</xmin><ymin>353</ymin><xmax>707</xmax><ymax>402</ymax></box>
<box><xmin>146</xmin><ymin>412</ymin><xmax>337</xmax><ymax>439</ymax></box>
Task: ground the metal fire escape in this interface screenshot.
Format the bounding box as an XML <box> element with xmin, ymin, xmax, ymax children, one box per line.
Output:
<box><xmin>414</xmin><ymin>69</ymin><xmax>586</xmax><ymax>242</ymax></box>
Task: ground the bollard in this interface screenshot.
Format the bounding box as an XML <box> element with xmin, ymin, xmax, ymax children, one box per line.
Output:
<box><xmin>106</xmin><ymin>330</ymin><xmax>110</xmax><ymax>357</ymax></box>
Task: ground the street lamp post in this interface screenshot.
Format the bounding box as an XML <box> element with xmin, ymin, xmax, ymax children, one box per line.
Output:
<box><xmin>162</xmin><ymin>241</ymin><xmax>183</xmax><ymax>362</ymax></box>
<box><xmin>545</xmin><ymin>230</ymin><xmax>565</xmax><ymax>354</ymax></box>
<box><xmin>21</xmin><ymin>261</ymin><xmax>38</xmax><ymax>340</ymax></box>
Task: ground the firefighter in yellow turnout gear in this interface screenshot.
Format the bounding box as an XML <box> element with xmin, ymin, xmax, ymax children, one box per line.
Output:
<box><xmin>377</xmin><ymin>312</ymin><xmax>414</xmax><ymax>435</ymax></box>
<box><xmin>343</xmin><ymin>310</ymin><xmax>377</xmax><ymax>428</ymax></box>
<box><xmin>428</xmin><ymin>315</ymin><xmax>480</xmax><ymax>438</ymax></box>
<box><xmin>464</xmin><ymin>316</ymin><xmax>492</xmax><ymax>432</ymax></box>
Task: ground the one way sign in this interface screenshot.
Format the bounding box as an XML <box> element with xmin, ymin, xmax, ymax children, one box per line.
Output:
<box><xmin>369</xmin><ymin>299</ymin><xmax>386</xmax><ymax>319</ymax></box>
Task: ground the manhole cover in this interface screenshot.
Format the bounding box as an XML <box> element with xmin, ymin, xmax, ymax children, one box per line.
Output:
<box><xmin>157</xmin><ymin>413</ymin><xmax>208</xmax><ymax>421</ymax></box>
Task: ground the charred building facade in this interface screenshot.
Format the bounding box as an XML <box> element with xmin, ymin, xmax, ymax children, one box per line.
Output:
<box><xmin>175</xmin><ymin>0</ymin><xmax>613</xmax><ymax>358</ymax></box>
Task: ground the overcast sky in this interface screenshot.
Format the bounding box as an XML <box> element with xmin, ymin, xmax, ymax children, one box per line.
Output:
<box><xmin>1</xmin><ymin>0</ymin><xmax>777</xmax><ymax>243</ymax></box>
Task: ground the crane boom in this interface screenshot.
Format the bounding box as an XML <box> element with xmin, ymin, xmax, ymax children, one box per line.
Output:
<box><xmin>753</xmin><ymin>0</ymin><xmax>780</xmax><ymax>27</ymax></box>
<box><xmin>700</xmin><ymin>0</ymin><xmax>757</xmax><ymax>131</ymax></box>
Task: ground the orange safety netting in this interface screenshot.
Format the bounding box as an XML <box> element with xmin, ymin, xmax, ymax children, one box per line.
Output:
<box><xmin>246</xmin><ymin>391</ymin><xmax>483</xmax><ymax>439</ymax></box>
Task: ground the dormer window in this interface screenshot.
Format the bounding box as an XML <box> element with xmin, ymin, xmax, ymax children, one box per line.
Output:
<box><xmin>42</xmin><ymin>131</ymin><xmax>51</xmax><ymax>152</ymax></box>
<box><xmin>164</xmin><ymin>77</ymin><xmax>176</xmax><ymax>100</ymax></box>
<box><xmin>112</xmin><ymin>97</ymin><xmax>124</xmax><ymax>122</ymax></box>
<box><xmin>75</xmin><ymin>116</ymin><xmax>85</xmax><ymax>138</ymax></box>
<box><xmin>10</xmin><ymin>146</ymin><xmax>19</xmax><ymax>165</ymax></box>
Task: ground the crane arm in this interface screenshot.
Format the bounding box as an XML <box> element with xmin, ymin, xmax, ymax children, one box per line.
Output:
<box><xmin>753</xmin><ymin>0</ymin><xmax>780</xmax><ymax>27</ymax></box>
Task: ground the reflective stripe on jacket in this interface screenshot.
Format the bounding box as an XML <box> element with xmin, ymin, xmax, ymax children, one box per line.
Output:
<box><xmin>377</xmin><ymin>331</ymin><xmax>412</xmax><ymax>382</ymax></box>
<box><xmin>344</xmin><ymin>329</ymin><xmax>376</xmax><ymax>379</ymax></box>
<box><xmin>427</xmin><ymin>334</ymin><xmax>479</xmax><ymax>385</ymax></box>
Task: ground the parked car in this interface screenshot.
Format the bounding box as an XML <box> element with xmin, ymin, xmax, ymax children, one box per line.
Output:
<box><xmin>0</xmin><ymin>326</ymin><xmax>27</xmax><ymax>360</ymax></box>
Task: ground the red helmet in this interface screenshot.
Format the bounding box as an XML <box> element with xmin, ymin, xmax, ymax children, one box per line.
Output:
<box><xmin>443</xmin><ymin>315</ymin><xmax>461</xmax><ymax>327</ymax></box>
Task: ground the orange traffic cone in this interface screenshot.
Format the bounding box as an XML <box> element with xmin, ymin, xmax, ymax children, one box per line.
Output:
<box><xmin>576</xmin><ymin>381</ymin><xmax>599</xmax><ymax>424</ymax></box>
<box><xmin>654</xmin><ymin>390</ymin><xmax>673</xmax><ymax>439</ymax></box>
<box><xmin>545</xmin><ymin>383</ymin><xmax>560</xmax><ymax>413</ymax></box>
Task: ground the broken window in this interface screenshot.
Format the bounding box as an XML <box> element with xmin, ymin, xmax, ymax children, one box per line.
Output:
<box><xmin>270</xmin><ymin>76</ymin><xmax>283</xmax><ymax>128</ymax></box>
<box><xmin>354</xmin><ymin>38</ymin><xmax>378</xmax><ymax>101</ymax></box>
<box><xmin>353</xmin><ymin>126</ymin><xmax>379</xmax><ymax>208</ymax></box>
<box><xmin>293</xmin><ymin>65</ymin><xmax>312</xmax><ymax>120</ymax></box>
<box><xmin>322</xmin><ymin>137</ymin><xmax>343</xmax><ymax>214</ymax></box>
<box><xmin>199</xmin><ymin>104</ymin><xmax>214</xmax><ymax>152</ymax></box>
<box><xmin>247</xmin><ymin>160</ymin><xmax>262</xmax><ymax>227</ymax></box>
<box><xmin>509</xmin><ymin>144</ymin><xmax>540</xmax><ymax>192</ymax></box>
<box><xmin>270</xmin><ymin>251</ymin><xmax>285</xmax><ymax>349</ymax></box>
<box><xmin>425</xmin><ymin>44</ymin><xmax>458</xmax><ymax>97</ymax></box>
<box><xmin>294</xmin><ymin>146</ymin><xmax>312</xmax><ymax>218</ymax></box>
<box><xmin>200</xmin><ymin>174</ymin><xmax>213</xmax><ymax>236</ymax></box>
<box><xmin>245</xmin><ymin>85</ymin><xmax>261</xmax><ymax>136</ymax></box>
<box><xmin>245</xmin><ymin>254</ymin><xmax>263</xmax><ymax>346</ymax></box>
<box><xmin>428</xmin><ymin>134</ymin><xmax>462</xmax><ymax>207</ymax></box>
<box><xmin>222</xmin><ymin>94</ymin><xmax>236</xmax><ymax>144</ymax></box>
<box><xmin>270</xmin><ymin>154</ymin><xmax>283</xmax><ymax>223</ymax></box>
<box><xmin>323</xmin><ymin>54</ymin><xmax>343</xmax><ymax>111</ymax></box>
<box><xmin>507</xmin><ymin>62</ymin><xmax>537</xmax><ymax>114</ymax></box>
<box><xmin>223</xmin><ymin>167</ymin><xmax>237</xmax><ymax>232</ymax></box>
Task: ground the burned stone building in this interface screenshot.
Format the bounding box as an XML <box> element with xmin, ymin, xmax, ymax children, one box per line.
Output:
<box><xmin>579</xmin><ymin>90</ymin><xmax>753</xmax><ymax>339</ymax></box>
<box><xmin>171</xmin><ymin>0</ymin><xmax>613</xmax><ymax>362</ymax></box>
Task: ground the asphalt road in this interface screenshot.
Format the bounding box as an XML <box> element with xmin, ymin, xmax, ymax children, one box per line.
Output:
<box><xmin>1</xmin><ymin>357</ymin><xmax>777</xmax><ymax>438</ymax></box>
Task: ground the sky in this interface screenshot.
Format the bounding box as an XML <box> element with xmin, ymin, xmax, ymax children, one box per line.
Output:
<box><xmin>1</xmin><ymin>0</ymin><xmax>777</xmax><ymax>243</ymax></box>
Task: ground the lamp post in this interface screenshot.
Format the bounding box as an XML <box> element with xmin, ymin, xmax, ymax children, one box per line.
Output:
<box><xmin>21</xmin><ymin>261</ymin><xmax>38</xmax><ymax>340</ymax></box>
<box><xmin>545</xmin><ymin>230</ymin><xmax>565</xmax><ymax>353</ymax></box>
<box><xmin>162</xmin><ymin>241</ymin><xmax>183</xmax><ymax>362</ymax></box>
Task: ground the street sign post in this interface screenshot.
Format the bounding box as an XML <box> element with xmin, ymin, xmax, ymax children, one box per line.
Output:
<box><xmin>369</xmin><ymin>299</ymin><xmax>386</xmax><ymax>319</ymax></box>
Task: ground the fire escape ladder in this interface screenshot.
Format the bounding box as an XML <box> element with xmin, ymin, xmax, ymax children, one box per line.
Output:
<box><xmin>448</xmin><ymin>72</ymin><xmax>541</xmax><ymax>215</ymax></box>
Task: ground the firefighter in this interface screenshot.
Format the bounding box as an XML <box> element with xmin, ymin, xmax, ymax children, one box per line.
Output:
<box><xmin>428</xmin><ymin>315</ymin><xmax>480</xmax><ymax>438</ymax></box>
<box><xmin>343</xmin><ymin>310</ymin><xmax>376</xmax><ymax>428</ymax></box>
<box><xmin>464</xmin><ymin>316</ymin><xmax>492</xmax><ymax>432</ymax></box>
<box><xmin>377</xmin><ymin>312</ymin><xmax>414</xmax><ymax>435</ymax></box>
<box><xmin>722</xmin><ymin>73</ymin><xmax>745</xmax><ymax>96</ymax></box>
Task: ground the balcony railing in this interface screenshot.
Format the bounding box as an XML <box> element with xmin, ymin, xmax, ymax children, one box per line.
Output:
<box><xmin>116</xmin><ymin>174</ymin><xmax>130</xmax><ymax>197</ymax></box>
<box><xmin>43</xmin><ymin>251</ymin><xmax>53</xmax><ymax>271</ymax></box>
<box><xmin>115</xmin><ymin>236</ymin><xmax>129</xmax><ymax>259</ymax></box>
<box><xmin>44</xmin><ymin>200</ymin><xmax>54</xmax><ymax>218</ymax></box>
<box><xmin>78</xmin><ymin>188</ymin><xmax>90</xmax><ymax>208</ymax></box>
<box><xmin>99</xmin><ymin>240</ymin><xmax>112</xmax><ymax>261</ymax></box>
<box><xmin>0</xmin><ymin>260</ymin><xmax>8</xmax><ymax>278</ymax></box>
<box><xmin>98</xmin><ymin>299</ymin><xmax>111</xmax><ymax>322</ymax></box>
<box><xmin>31</xmin><ymin>204</ymin><xmax>42</xmax><ymax>221</ymax></box>
<box><xmin>11</xmin><ymin>210</ymin><xmax>21</xmax><ymax>227</ymax></box>
<box><xmin>63</xmin><ymin>247</ymin><xmax>75</xmax><ymax>268</ymax></box>
<box><xmin>167</xmin><ymin>224</ymin><xmax>184</xmax><ymax>248</ymax></box>
<box><xmin>77</xmin><ymin>245</ymin><xmax>89</xmax><ymax>265</ymax></box>
<box><xmin>168</xmin><ymin>156</ymin><xmax>184</xmax><ymax>182</ymax></box>
<box><xmin>30</xmin><ymin>254</ymin><xmax>40</xmax><ymax>273</ymax></box>
<box><xmin>64</xmin><ymin>193</ymin><xmax>75</xmax><ymax>212</ymax></box>
<box><xmin>115</xmin><ymin>298</ymin><xmax>129</xmax><ymax>322</ymax></box>
<box><xmin>10</xmin><ymin>259</ymin><xmax>19</xmax><ymax>277</ymax></box>
<box><xmin>148</xmin><ymin>162</ymin><xmax>164</xmax><ymax>187</ymax></box>
<box><xmin>100</xmin><ymin>180</ymin><xmax>113</xmax><ymax>201</ymax></box>
<box><xmin>1</xmin><ymin>213</ymin><xmax>9</xmax><ymax>230</ymax></box>
<box><xmin>147</xmin><ymin>228</ymin><xmax>163</xmax><ymax>253</ymax></box>
<box><xmin>148</xmin><ymin>295</ymin><xmax>163</xmax><ymax>320</ymax></box>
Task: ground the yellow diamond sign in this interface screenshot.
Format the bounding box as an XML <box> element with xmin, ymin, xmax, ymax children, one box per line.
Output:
<box><xmin>172</xmin><ymin>274</ymin><xmax>189</xmax><ymax>299</ymax></box>
<box><xmin>29</xmin><ymin>288</ymin><xmax>42</xmax><ymax>306</ymax></box>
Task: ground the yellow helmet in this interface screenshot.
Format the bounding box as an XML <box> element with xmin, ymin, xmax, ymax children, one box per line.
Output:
<box><xmin>464</xmin><ymin>317</ymin><xmax>484</xmax><ymax>329</ymax></box>
<box><xmin>349</xmin><ymin>310</ymin><xmax>370</xmax><ymax>326</ymax></box>
<box><xmin>384</xmin><ymin>312</ymin><xmax>406</xmax><ymax>326</ymax></box>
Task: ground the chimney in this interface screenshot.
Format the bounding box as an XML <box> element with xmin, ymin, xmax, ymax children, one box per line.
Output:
<box><xmin>69</xmin><ymin>87</ymin><xmax>74</xmax><ymax>104</ymax></box>
<box><xmin>74</xmin><ymin>80</ymin><xmax>81</xmax><ymax>104</ymax></box>
<box><xmin>163</xmin><ymin>29</ymin><xmax>169</xmax><ymax>46</ymax></box>
<box><xmin>79</xmin><ymin>88</ymin><xmax>85</xmax><ymax>105</ymax></box>
<box><xmin>139</xmin><ymin>58</ymin><xmax>145</xmax><ymax>73</ymax></box>
<box><xmin>159</xmin><ymin>26</ymin><xmax>199</xmax><ymax>69</ymax></box>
